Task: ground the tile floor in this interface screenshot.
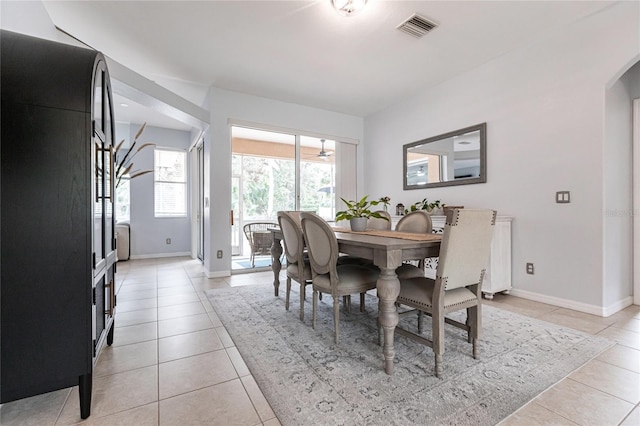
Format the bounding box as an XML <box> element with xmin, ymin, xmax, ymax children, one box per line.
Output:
<box><xmin>1</xmin><ymin>256</ymin><xmax>639</xmax><ymax>425</ymax></box>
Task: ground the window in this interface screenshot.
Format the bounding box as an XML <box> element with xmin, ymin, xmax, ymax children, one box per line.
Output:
<box><xmin>154</xmin><ymin>148</ymin><xmax>187</xmax><ymax>217</ymax></box>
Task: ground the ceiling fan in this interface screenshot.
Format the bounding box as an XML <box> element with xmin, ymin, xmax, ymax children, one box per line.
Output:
<box><xmin>317</xmin><ymin>139</ymin><xmax>334</xmax><ymax>160</ymax></box>
<box><xmin>408</xmin><ymin>165</ymin><xmax>426</xmax><ymax>177</ymax></box>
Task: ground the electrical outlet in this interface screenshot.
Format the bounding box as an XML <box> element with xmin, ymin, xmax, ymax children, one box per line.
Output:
<box><xmin>526</xmin><ymin>263</ymin><xmax>534</xmax><ymax>275</ymax></box>
<box><xmin>217</xmin><ymin>250</ymin><xmax>223</xmax><ymax>259</ymax></box>
<box><xmin>556</xmin><ymin>191</ymin><xmax>571</xmax><ymax>203</ymax></box>
<box><xmin>166</xmin><ymin>238</ymin><xmax>171</xmax><ymax>245</ymax></box>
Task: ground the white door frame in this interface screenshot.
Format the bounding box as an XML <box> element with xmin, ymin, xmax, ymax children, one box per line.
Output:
<box><xmin>197</xmin><ymin>142</ymin><xmax>204</xmax><ymax>261</ymax></box>
<box><xmin>633</xmin><ymin>98</ymin><xmax>640</xmax><ymax>305</ymax></box>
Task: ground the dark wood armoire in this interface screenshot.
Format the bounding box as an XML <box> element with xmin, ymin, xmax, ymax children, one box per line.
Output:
<box><xmin>1</xmin><ymin>30</ymin><xmax>117</xmax><ymax>419</ymax></box>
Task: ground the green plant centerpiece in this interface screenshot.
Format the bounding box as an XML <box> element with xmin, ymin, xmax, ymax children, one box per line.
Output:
<box><xmin>336</xmin><ymin>196</ymin><xmax>389</xmax><ymax>231</ymax></box>
<box><xmin>405</xmin><ymin>197</ymin><xmax>446</xmax><ymax>215</ymax></box>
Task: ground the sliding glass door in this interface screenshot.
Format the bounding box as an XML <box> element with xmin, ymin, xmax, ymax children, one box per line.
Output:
<box><xmin>231</xmin><ymin>128</ymin><xmax>295</xmax><ymax>265</ymax></box>
<box><xmin>231</xmin><ymin>126</ymin><xmax>336</xmax><ymax>270</ymax></box>
<box><xmin>300</xmin><ymin>136</ymin><xmax>335</xmax><ymax>220</ymax></box>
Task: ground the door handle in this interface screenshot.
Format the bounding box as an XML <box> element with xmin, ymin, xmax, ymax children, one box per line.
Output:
<box><xmin>230</xmin><ymin>210</ymin><xmax>234</xmax><ymax>226</ymax></box>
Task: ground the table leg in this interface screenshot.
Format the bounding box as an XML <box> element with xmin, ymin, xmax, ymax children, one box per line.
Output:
<box><xmin>271</xmin><ymin>237</ymin><xmax>283</xmax><ymax>296</ymax></box>
<box><xmin>377</xmin><ymin>266</ymin><xmax>400</xmax><ymax>375</ymax></box>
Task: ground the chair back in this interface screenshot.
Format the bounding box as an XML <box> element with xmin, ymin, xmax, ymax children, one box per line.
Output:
<box><xmin>300</xmin><ymin>212</ymin><xmax>338</xmax><ymax>277</ymax></box>
<box><xmin>277</xmin><ymin>212</ymin><xmax>304</xmax><ymax>266</ymax></box>
<box><xmin>368</xmin><ymin>210</ymin><xmax>391</xmax><ymax>230</ymax></box>
<box><xmin>436</xmin><ymin>209</ymin><xmax>496</xmax><ymax>290</ymax></box>
<box><xmin>282</xmin><ymin>211</ymin><xmax>304</xmax><ymax>228</ymax></box>
<box><xmin>396</xmin><ymin>210</ymin><xmax>432</xmax><ymax>234</ymax></box>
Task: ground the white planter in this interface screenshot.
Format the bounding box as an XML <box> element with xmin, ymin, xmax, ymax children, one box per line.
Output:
<box><xmin>350</xmin><ymin>217</ymin><xmax>368</xmax><ymax>232</ymax></box>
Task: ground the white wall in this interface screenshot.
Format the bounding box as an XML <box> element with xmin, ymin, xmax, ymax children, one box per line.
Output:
<box><xmin>117</xmin><ymin>123</ymin><xmax>192</xmax><ymax>258</ymax></box>
<box><xmin>205</xmin><ymin>88</ymin><xmax>364</xmax><ymax>277</ymax></box>
<box><xmin>3</xmin><ymin>1</ymin><xmax>202</xmax><ymax>261</ymax></box>
<box><xmin>364</xmin><ymin>2</ymin><xmax>640</xmax><ymax>314</ymax></box>
<box><xmin>604</xmin><ymin>61</ymin><xmax>640</xmax><ymax>309</ymax></box>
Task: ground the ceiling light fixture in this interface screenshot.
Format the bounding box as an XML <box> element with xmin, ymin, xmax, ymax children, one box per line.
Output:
<box><xmin>332</xmin><ymin>0</ymin><xmax>367</xmax><ymax>17</ymax></box>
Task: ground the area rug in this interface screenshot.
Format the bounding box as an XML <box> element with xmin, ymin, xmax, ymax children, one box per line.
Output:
<box><xmin>206</xmin><ymin>284</ymin><xmax>613</xmax><ymax>425</ymax></box>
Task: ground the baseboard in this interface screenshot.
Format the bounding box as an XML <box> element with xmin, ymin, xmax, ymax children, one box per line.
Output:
<box><xmin>602</xmin><ymin>296</ymin><xmax>634</xmax><ymax>317</ymax></box>
<box><xmin>508</xmin><ymin>288</ymin><xmax>633</xmax><ymax>317</ymax></box>
<box><xmin>206</xmin><ymin>269</ymin><xmax>231</xmax><ymax>278</ymax></box>
<box><xmin>129</xmin><ymin>252</ymin><xmax>192</xmax><ymax>260</ymax></box>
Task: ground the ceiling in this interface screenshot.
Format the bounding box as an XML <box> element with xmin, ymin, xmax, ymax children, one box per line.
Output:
<box><xmin>113</xmin><ymin>92</ymin><xmax>193</xmax><ymax>131</ymax></box>
<box><xmin>42</xmin><ymin>0</ymin><xmax>615</xmax><ymax>129</ymax></box>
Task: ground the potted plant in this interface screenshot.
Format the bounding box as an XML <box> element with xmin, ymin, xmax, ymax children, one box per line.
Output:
<box><xmin>114</xmin><ymin>122</ymin><xmax>155</xmax><ymax>189</ymax></box>
<box><xmin>426</xmin><ymin>199</ymin><xmax>445</xmax><ymax>215</ymax></box>
<box><xmin>336</xmin><ymin>196</ymin><xmax>389</xmax><ymax>231</ymax></box>
<box><xmin>405</xmin><ymin>198</ymin><xmax>446</xmax><ymax>215</ymax></box>
<box><xmin>378</xmin><ymin>196</ymin><xmax>391</xmax><ymax>213</ymax></box>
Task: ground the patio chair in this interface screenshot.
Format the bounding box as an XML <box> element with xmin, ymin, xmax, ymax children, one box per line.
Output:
<box><xmin>243</xmin><ymin>222</ymin><xmax>278</xmax><ymax>268</ymax></box>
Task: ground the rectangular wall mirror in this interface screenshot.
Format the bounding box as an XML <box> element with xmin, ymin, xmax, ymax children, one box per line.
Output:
<box><xmin>403</xmin><ymin>122</ymin><xmax>486</xmax><ymax>189</ymax></box>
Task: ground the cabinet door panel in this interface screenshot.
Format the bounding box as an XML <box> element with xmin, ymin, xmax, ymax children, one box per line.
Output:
<box><xmin>1</xmin><ymin>104</ymin><xmax>91</xmax><ymax>401</ymax></box>
<box><xmin>104</xmin><ymin>84</ymin><xmax>115</xmax><ymax>255</ymax></box>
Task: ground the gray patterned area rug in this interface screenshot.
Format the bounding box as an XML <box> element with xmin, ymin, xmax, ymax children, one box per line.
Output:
<box><xmin>206</xmin><ymin>284</ymin><xmax>612</xmax><ymax>426</ymax></box>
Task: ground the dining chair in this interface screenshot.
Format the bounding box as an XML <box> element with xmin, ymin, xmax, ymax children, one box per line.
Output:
<box><xmin>395</xmin><ymin>210</ymin><xmax>432</xmax><ymax>234</ymax></box>
<box><xmin>335</xmin><ymin>212</ymin><xmax>381</xmax><ymax>267</ymax></box>
<box><xmin>395</xmin><ymin>210</ymin><xmax>433</xmax><ymax>279</ymax></box>
<box><xmin>394</xmin><ymin>209</ymin><xmax>496</xmax><ymax>377</ymax></box>
<box><xmin>367</xmin><ymin>210</ymin><xmax>391</xmax><ymax>230</ymax></box>
<box><xmin>300</xmin><ymin>212</ymin><xmax>379</xmax><ymax>344</ymax></box>
<box><xmin>277</xmin><ymin>211</ymin><xmax>312</xmax><ymax>321</ymax></box>
<box><xmin>282</xmin><ymin>209</ymin><xmax>367</xmax><ymax>270</ymax></box>
<box><xmin>243</xmin><ymin>222</ymin><xmax>278</xmax><ymax>268</ymax></box>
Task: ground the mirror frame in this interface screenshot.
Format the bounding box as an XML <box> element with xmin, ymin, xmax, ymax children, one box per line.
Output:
<box><xmin>403</xmin><ymin>122</ymin><xmax>487</xmax><ymax>190</ymax></box>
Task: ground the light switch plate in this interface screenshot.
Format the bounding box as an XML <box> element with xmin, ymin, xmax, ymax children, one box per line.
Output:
<box><xmin>556</xmin><ymin>191</ymin><xmax>571</xmax><ymax>203</ymax></box>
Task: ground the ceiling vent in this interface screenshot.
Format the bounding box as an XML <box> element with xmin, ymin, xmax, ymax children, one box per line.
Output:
<box><xmin>397</xmin><ymin>14</ymin><xmax>438</xmax><ymax>38</ymax></box>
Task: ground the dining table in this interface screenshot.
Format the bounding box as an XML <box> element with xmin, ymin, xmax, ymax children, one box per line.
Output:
<box><xmin>270</xmin><ymin>226</ymin><xmax>442</xmax><ymax>375</ymax></box>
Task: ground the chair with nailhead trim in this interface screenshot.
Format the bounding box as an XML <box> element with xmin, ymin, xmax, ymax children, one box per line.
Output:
<box><xmin>393</xmin><ymin>209</ymin><xmax>496</xmax><ymax>377</ymax></box>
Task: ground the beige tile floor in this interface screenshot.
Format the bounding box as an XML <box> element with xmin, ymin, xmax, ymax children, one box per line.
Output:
<box><xmin>1</xmin><ymin>256</ymin><xmax>639</xmax><ymax>425</ymax></box>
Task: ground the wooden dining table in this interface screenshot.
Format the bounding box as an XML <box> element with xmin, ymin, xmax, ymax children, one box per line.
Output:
<box><xmin>270</xmin><ymin>226</ymin><xmax>442</xmax><ymax>375</ymax></box>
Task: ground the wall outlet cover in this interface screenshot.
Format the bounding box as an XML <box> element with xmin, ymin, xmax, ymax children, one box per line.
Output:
<box><xmin>526</xmin><ymin>263</ymin><xmax>534</xmax><ymax>274</ymax></box>
<box><xmin>556</xmin><ymin>191</ymin><xmax>571</xmax><ymax>203</ymax></box>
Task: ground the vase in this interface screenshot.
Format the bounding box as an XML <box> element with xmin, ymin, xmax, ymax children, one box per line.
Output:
<box><xmin>350</xmin><ymin>217</ymin><xmax>368</xmax><ymax>232</ymax></box>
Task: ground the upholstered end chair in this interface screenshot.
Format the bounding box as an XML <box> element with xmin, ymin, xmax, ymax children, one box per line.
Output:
<box><xmin>300</xmin><ymin>212</ymin><xmax>379</xmax><ymax>344</ymax></box>
<box><xmin>394</xmin><ymin>208</ymin><xmax>496</xmax><ymax>377</ymax></box>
